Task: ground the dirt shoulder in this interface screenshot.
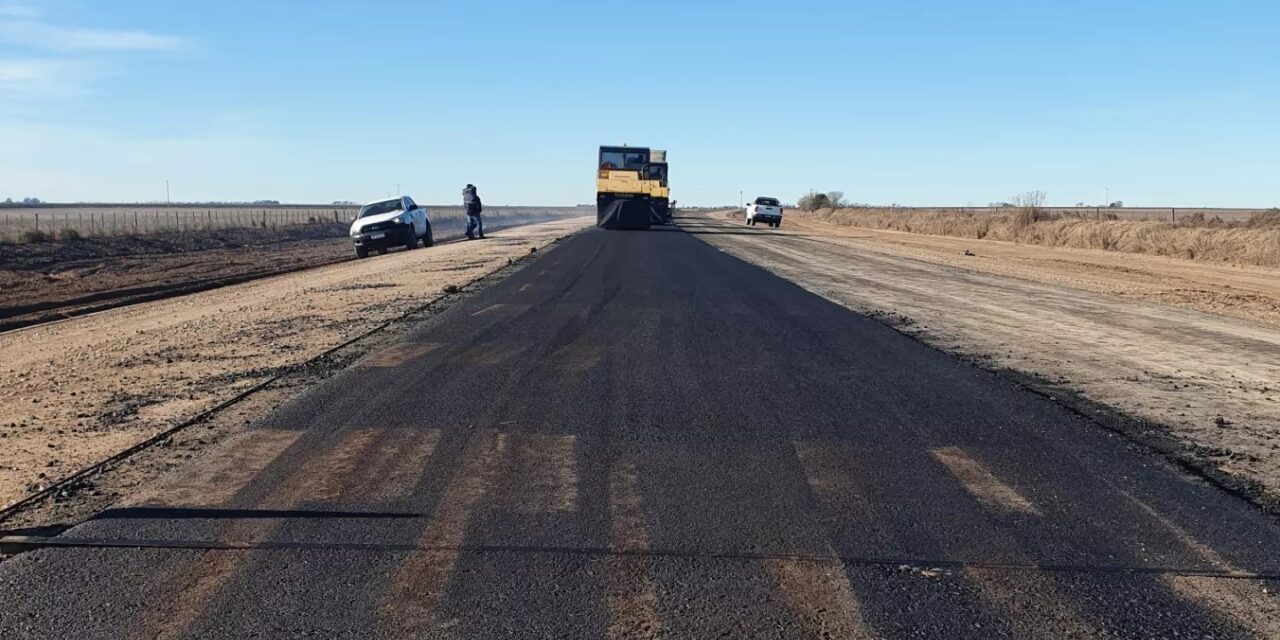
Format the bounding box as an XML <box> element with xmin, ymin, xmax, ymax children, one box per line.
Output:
<box><xmin>0</xmin><ymin>216</ymin><xmax>591</xmax><ymax>511</ymax></box>
<box><xmin>686</xmin><ymin>212</ymin><xmax>1280</xmax><ymax>510</ymax></box>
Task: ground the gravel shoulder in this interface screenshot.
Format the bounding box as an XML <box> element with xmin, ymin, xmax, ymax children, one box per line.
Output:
<box><xmin>0</xmin><ymin>216</ymin><xmax>591</xmax><ymax>511</ymax></box>
<box><xmin>687</xmin><ymin>212</ymin><xmax>1280</xmax><ymax>510</ymax></box>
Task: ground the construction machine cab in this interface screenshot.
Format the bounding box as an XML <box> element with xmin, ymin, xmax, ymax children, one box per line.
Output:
<box><xmin>599</xmin><ymin>147</ymin><xmax>649</xmax><ymax>171</ymax></box>
<box><xmin>597</xmin><ymin>145</ymin><xmax>653</xmax><ymax>229</ymax></box>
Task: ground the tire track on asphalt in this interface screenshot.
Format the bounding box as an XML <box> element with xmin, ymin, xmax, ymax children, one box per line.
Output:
<box><xmin>605</xmin><ymin>461</ymin><xmax>662</xmax><ymax>640</ymax></box>
<box><xmin>793</xmin><ymin>441</ymin><xmax>1106</xmax><ymax>639</ymax></box>
<box><xmin>380</xmin><ymin>430</ymin><xmax>507</xmax><ymax>638</ymax></box>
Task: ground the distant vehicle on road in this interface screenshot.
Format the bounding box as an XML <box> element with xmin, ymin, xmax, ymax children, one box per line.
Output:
<box><xmin>746</xmin><ymin>197</ymin><xmax>783</xmax><ymax>227</ymax></box>
<box><xmin>349</xmin><ymin>196</ymin><xmax>433</xmax><ymax>258</ymax></box>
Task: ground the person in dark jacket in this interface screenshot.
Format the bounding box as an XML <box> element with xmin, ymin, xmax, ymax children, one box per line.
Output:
<box><xmin>463</xmin><ymin>184</ymin><xmax>484</xmax><ymax>240</ymax></box>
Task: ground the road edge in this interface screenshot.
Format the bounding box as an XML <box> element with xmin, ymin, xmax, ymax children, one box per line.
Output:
<box><xmin>0</xmin><ymin>225</ymin><xmax>587</xmax><ymax>547</ymax></box>
<box><xmin>678</xmin><ymin>214</ymin><xmax>1280</xmax><ymax>521</ymax></box>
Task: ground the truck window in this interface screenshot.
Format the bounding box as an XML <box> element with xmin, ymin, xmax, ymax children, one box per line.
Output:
<box><xmin>644</xmin><ymin>165</ymin><xmax>668</xmax><ymax>180</ymax></box>
<box><xmin>600</xmin><ymin>150</ymin><xmax>626</xmax><ymax>169</ymax></box>
<box><xmin>600</xmin><ymin>147</ymin><xmax>650</xmax><ymax>171</ymax></box>
<box><xmin>358</xmin><ymin>199</ymin><xmax>404</xmax><ymax>218</ymax></box>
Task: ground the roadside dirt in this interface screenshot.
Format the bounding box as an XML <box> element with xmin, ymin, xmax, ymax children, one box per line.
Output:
<box><xmin>687</xmin><ymin>212</ymin><xmax>1280</xmax><ymax>509</ymax></box>
<box><xmin>0</xmin><ymin>216</ymin><xmax>591</xmax><ymax>511</ymax></box>
<box><xmin>0</xmin><ymin>236</ymin><xmax>351</xmax><ymax>331</ymax></box>
<box><xmin>0</xmin><ymin>210</ymin><xmax>577</xmax><ymax>330</ymax></box>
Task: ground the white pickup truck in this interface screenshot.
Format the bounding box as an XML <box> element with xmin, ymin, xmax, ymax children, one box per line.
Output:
<box><xmin>349</xmin><ymin>196</ymin><xmax>434</xmax><ymax>258</ymax></box>
<box><xmin>745</xmin><ymin>197</ymin><xmax>784</xmax><ymax>228</ymax></box>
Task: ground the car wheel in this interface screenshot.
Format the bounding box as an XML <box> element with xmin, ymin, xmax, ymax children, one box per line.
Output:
<box><xmin>355</xmin><ymin>245</ymin><xmax>369</xmax><ymax>259</ymax></box>
<box><xmin>775</xmin><ymin>220</ymin><xmax>782</xmax><ymax>228</ymax></box>
<box><xmin>377</xmin><ymin>246</ymin><xmax>387</xmax><ymax>256</ymax></box>
<box><xmin>422</xmin><ymin>224</ymin><xmax>434</xmax><ymax>248</ymax></box>
<box><xmin>404</xmin><ymin>230</ymin><xmax>418</xmax><ymax>251</ymax></box>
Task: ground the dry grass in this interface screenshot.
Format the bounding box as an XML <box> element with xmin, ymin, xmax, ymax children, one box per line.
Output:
<box><xmin>805</xmin><ymin>208</ymin><xmax>1280</xmax><ymax>267</ymax></box>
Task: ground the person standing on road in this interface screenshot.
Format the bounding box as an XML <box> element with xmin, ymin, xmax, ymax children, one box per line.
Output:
<box><xmin>463</xmin><ymin>184</ymin><xmax>485</xmax><ymax>240</ymax></box>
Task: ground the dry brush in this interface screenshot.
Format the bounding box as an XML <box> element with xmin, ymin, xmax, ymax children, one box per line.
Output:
<box><xmin>805</xmin><ymin>208</ymin><xmax>1280</xmax><ymax>267</ymax></box>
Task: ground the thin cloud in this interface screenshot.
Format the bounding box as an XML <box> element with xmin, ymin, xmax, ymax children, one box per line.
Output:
<box><xmin>0</xmin><ymin>2</ymin><xmax>38</xmax><ymax>19</ymax></box>
<box><xmin>0</xmin><ymin>58</ymin><xmax>103</xmax><ymax>98</ymax></box>
<box><xmin>0</xmin><ymin>19</ymin><xmax>184</xmax><ymax>52</ymax></box>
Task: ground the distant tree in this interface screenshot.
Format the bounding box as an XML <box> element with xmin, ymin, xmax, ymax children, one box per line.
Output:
<box><xmin>1010</xmin><ymin>190</ymin><xmax>1047</xmax><ymax>211</ymax></box>
<box><xmin>3</xmin><ymin>198</ymin><xmax>12</xmax><ymax>204</ymax></box>
<box><xmin>797</xmin><ymin>191</ymin><xmax>850</xmax><ymax>211</ymax></box>
<box><xmin>22</xmin><ymin>197</ymin><xmax>41</xmax><ymax>204</ymax></box>
<box><xmin>1108</xmin><ymin>200</ymin><xmax>1124</xmax><ymax>208</ymax></box>
<box><xmin>797</xmin><ymin>192</ymin><xmax>830</xmax><ymax>211</ymax></box>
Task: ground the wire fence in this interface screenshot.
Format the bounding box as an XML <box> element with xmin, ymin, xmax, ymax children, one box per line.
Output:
<box><xmin>0</xmin><ymin>206</ymin><xmax>590</xmax><ymax>244</ymax></box>
<box><xmin>0</xmin><ymin>207</ymin><xmax>359</xmax><ymax>242</ymax></box>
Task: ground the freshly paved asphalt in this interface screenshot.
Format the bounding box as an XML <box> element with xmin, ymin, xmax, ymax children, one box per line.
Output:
<box><xmin>2</xmin><ymin>216</ymin><xmax>1280</xmax><ymax>638</ymax></box>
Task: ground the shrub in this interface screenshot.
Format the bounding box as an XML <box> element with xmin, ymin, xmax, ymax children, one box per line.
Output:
<box><xmin>59</xmin><ymin>228</ymin><xmax>82</xmax><ymax>241</ymax></box>
<box><xmin>797</xmin><ymin>191</ymin><xmax>848</xmax><ymax>212</ymax></box>
<box><xmin>21</xmin><ymin>229</ymin><xmax>51</xmax><ymax>243</ymax></box>
<box><xmin>1247</xmin><ymin>210</ymin><xmax>1280</xmax><ymax>228</ymax></box>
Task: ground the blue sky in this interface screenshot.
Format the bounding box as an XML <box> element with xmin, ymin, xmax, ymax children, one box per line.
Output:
<box><xmin>1</xmin><ymin>0</ymin><xmax>1277</xmax><ymax>206</ymax></box>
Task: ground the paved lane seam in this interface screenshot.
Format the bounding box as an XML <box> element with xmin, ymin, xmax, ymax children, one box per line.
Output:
<box><xmin>6</xmin><ymin>536</ymin><xmax>1277</xmax><ymax>580</ymax></box>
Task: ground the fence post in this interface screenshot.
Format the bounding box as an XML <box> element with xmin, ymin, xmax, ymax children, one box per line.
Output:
<box><xmin>35</xmin><ymin>213</ymin><xmax>39</xmax><ymax>234</ymax></box>
<box><xmin>1171</xmin><ymin>208</ymin><xmax>1176</xmax><ymax>223</ymax></box>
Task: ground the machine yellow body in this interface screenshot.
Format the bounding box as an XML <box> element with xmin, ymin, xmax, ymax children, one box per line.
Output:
<box><xmin>595</xmin><ymin>145</ymin><xmax>671</xmax><ymax>229</ymax></box>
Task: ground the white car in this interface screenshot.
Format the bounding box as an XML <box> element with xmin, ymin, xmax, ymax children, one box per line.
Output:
<box><xmin>349</xmin><ymin>196</ymin><xmax>434</xmax><ymax>258</ymax></box>
<box><xmin>746</xmin><ymin>197</ymin><xmax>783</xmax><ymax>228</ymax></box>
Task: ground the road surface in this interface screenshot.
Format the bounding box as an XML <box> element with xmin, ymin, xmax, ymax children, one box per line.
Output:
<box><xmin>2</xmin><ymin>219</ymin><xmax>1279</xmax><ymax>638</ymax></box>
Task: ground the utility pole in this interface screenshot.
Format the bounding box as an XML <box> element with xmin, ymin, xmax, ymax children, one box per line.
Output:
<box><xmin>1105</xmin><ymin>187</ymin><xmax>1109</xmax><ymax>206</ymax></box>
<box><xmin>739</xmin><ymin>190</ymin><xmax>743</xmax><ymax>208</ymax></box>
<box><xmin>166</xmin><ymin>180</ymin><xmax>170</xmax><ymax>204</ymax></box>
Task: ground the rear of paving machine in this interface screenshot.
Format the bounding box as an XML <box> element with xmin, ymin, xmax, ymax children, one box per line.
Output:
<box><xmin>596</xmin><ymin>145</ymin><xmax>671</xmax><ymax>229</ymax></box>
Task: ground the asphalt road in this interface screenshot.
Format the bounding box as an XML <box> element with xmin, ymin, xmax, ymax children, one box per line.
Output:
<box><xmin>2</xmin><ymin>217</ymin><xmax>1279</xmax><ymax>639</ymax></box>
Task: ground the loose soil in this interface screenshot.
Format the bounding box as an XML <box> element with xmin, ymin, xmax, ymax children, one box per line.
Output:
<box><xmin>687</xmin><ymin>212</ymin><xmax>1280</xmax><ymax>510</ymax></box>
<box><xmin>0</xmin><ymin>216</ymin><xmax>591</xmax><ymax>511</ymax></box>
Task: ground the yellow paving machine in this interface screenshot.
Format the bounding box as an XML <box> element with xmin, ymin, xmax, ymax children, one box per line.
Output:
<box><xmin>596</xmin><ymin>145</ymin><xmax>671</xmax><ymax>229</ymax></box>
